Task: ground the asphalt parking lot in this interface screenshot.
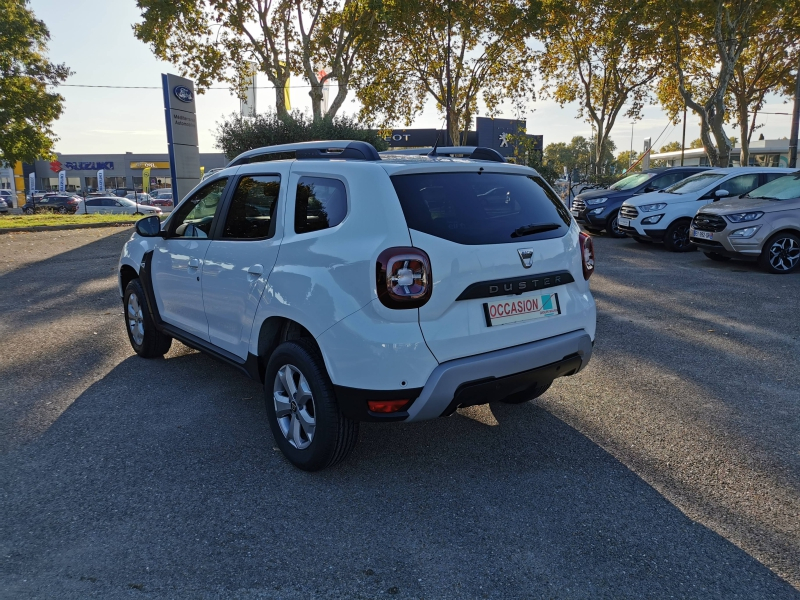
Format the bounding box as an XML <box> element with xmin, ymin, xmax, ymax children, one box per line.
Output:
<box><xmin>1</xmin><ymin>227</ymin><xmax>798</xmax><ymax>599</ymax></box>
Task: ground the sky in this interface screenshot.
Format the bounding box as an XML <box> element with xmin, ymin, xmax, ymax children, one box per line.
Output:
<box><xmin>31</xmin><ymin>0</ymin><xmax>797</xmax><ymax>158</ymax></box>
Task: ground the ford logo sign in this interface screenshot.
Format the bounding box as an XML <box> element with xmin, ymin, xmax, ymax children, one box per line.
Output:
<box><xmin>173</xmin><ymin>86</ymin><xmax>193</xmax><ymax>103</ymax></box>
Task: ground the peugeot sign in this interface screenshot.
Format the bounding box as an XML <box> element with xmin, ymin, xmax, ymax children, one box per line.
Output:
<box><xmin>173</xmin><ymin>85</ymin><xmax>194</xmax><ymax>103</ymax></box>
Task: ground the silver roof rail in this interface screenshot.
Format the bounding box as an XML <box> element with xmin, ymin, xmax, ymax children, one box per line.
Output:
<box><xmin>227</xmin><ymin>140</ymin><xmax>381</xmax><ymax>167</ymax></box>
<box><xmin>380</xmin><ymin>146</ymin><xmax>506</xmax><ymax>162</ymax></box>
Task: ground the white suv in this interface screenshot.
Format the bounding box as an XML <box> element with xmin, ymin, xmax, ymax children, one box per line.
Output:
<box><xmin>118</xmin><ymin>141</ymin><xmax>597</xmax><ymax>470</ymax></box>
<box><xmin>617</xmin><ymin>167</ymin><xmax>794</xmax><ymax>251</ymax></box>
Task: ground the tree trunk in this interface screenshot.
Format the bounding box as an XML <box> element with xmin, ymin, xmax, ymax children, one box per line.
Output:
<box><xmin>737</xmin><ymin>96</ymin><xmax>750</xmax><ymax>167</ymax></box>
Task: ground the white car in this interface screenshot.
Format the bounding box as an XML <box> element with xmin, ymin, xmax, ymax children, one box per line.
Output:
<box><xmin>617</xmin><ymin>167</ymin><xmax>795</xmax><ymax>251</ymax></box>
<box><xmin>77</xmin><ymin>196</ymin><xmax>162</xmax><ymax>215</ymax></box>
<box><xmin>117</xmin><ymin>140</ymin><xmax>596</xmax><ymax>470</ymax></box>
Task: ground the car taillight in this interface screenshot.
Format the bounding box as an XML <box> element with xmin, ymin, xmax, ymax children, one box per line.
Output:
<box><xmin>376</xmin><ymin>247</ymin><xmax>432</xmax><ymax>309</ymax></box>
<box><xmin>579</xmin><ymin>232</ymin><xmax>595</xmax><ymax>279</ymax></box>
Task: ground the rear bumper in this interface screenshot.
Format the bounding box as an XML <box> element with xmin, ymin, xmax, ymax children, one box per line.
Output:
<box><xmin>334</xmin><ymin>330</ymin><xmax>593</xmax><ymax>423</ymax></box>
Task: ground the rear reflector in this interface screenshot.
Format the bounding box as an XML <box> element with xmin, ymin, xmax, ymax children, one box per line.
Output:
<box><xmin>367</xmin><ymin>399</ymin><xmax>410</xmax><ymax>413</ymax></box>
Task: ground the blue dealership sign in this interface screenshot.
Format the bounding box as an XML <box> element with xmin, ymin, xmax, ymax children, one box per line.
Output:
<box><xmin>173</xmin><ymin>86</ymin><xmax>194</xmax><ymax>103</ymax></box>
<box><xmin>64</xmin><ymin>161</ymin><xmax>114</xmax><ymax>171</ymax></box>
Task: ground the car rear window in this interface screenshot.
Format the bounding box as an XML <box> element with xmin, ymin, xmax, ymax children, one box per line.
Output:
<box><xmin>391</xmin><ymin>172</ymin><xmax>571</xmax><ymax>245</ymax></box>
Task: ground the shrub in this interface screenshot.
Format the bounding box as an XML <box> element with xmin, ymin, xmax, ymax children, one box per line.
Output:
<box><xmin>214</xmin><ymin>111</ymin><xmax>389</xmax><ymax>158</ymax></box>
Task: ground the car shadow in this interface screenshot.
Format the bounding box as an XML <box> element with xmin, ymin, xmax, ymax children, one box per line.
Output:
<box><xmin>1</xmin><ymin>351</ymin><xmax>797</xmax><ymax>599</ymax></box>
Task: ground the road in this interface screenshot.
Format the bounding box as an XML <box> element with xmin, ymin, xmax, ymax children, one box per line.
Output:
<box><xmin>0</xmin><ymin>227</ymin><xmax>798</xmax><ymax>599</ymax></box>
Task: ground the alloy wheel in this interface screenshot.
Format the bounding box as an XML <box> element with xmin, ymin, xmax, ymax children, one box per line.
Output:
<box><xmin>127</xmin><ymin>292</ymin><xmax>145</xmax><ymax>345</ymax></box>
<box><xmin>273</xmin><ymin>365</ymin><xmax>316</xmax><ymax>450</ymax></box>
<box><xmin>671</xmin><ymin>225</ymin><xmax>690</xmax><ymax>250</ymax></box>
<box><xmin>768</xmin><ymin>237</ymin><xmax>800</xmax><ymax>272</ymax></box>
<box><xmin>610</xmin><ymin>216</ymin><xmax>623</xmax><ymax>236</ymax></box>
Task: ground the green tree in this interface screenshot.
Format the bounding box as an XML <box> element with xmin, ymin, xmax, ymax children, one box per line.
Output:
<box><xmin>354</xmin><ymin>0</ymin><xmax>536</xmax><ymax>145</ymax></box>
<box><xmin>542</xmin><ymin>135</ymin><xmax>615</xmax><ymax>179</ymax></box>
<box><xmin>655</xmin><ymin>0</ymin><xmax>784</xmax><ymax>167</ymax></box>
<box><xmin>659</xmin><ymin>141</ymin><xmax>683</xmax><ymax>152</ymax></box>
<box><xmin>728</xmin><ymin>6</ymin><xmax>800</xmax><ymax>165</ymax></box>
<box><xmin>214</xmin><ymin>110</ymin><xmax>387</xmax><ymax>158</ymax></box>
<box><xmin>0</xmin><ymin>0</ymin><xmax>70</xmax><ymax>164</ymax></box>
<box><xmin>134</xmin><ymin>0</ymin><xmax>380</xmax><ymax>123</ymax></box>
<box><xmin>689</xmin><ymin>138</ymin><xmax>704</xmax><ymax>149</ymax></box>
<box><xmin>538</xmin><ymin>0</ymin><xmax>661</xmax><ymax>175</ymax></box>
<box><xmin>615</xmin><ymin>150</ymin><xmax>640</xmax><ymax>173</ymax></box>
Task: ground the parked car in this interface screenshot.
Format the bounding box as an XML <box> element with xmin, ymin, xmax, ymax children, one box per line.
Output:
<box><xmin>23</xmin><ymin>194</ymin><xmax>81</xmax><ymax>214</ymax></box>
<box><xmin>0</xmin><ymin>197</ymin><xmax>8</xmax><ymax>214</ymax></box>
<box><xmin>125</xmin><ymin>192</ymin><xmax>154</xmax><ymax>205</ymax></box>
<box><xmin>690</xmin><ymin>170</ymin><xmax>800</xmax><ymax>273</ymax></box>
<box><xmin>570</xmin><ymin>167</ymin><xmax>711</xmax><ymax>238</ymax></box>
<box><xmin>617</xmin><ymin>167</ymin><xmax>794</xmax><ymax>251</ymax></box>
<box><xmin>75</xmin><ymin>197</ymin><xmax>162</xmax><ymax>215</ymax></box>
<box><xmin>118</xmin><ymin>140</ymin><xmax>597</xmax><ymax>471</ymax></box>
<box><xmin>151</xmin><ymin>188</ymin><xmax>173</xmax><ymax>199</ymax></box>
<box><xmin>0</xmin><ymin>189</ymin><xmax>15</xmax><ymax>209</ymax></box>
<box><xmin>150</xmin><ymin>193</ymin><xmax>173</xmax><ymax>207</ymax></box>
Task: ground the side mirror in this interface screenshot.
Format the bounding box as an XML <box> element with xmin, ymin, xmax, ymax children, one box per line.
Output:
<box><xmin>715</xmin><ymin>189</ymin><xmax>729</xmax><ymax>198</ymax></box>
<box><xmin>643</xmin><ymin>185</ymin><xmax>658</xmax><ymax>193</ymax></box>
<box><xmin>135</xmin><ymin>215</ymin><xmax>163</xmax><ymax>237</ymax></box>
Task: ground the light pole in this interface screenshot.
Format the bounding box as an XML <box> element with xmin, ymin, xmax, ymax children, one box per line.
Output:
<box><xmin>445</xmin><ymin>0</ymin><xmax>452</xmax><ymax>146</ymax></box>
<box><xmin>629</xmin><ymin>122</ymin><xmax>634</xmax><ymax>169</ymax></box>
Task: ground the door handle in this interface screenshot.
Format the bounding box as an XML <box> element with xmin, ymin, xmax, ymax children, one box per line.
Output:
<box><xmin>188</xmin><ymin>258</ymin><xmax>201</xmax><ymax>269</ymax></box>
<box><xmin>247</xmin><ymin>264</ymin><xmax>264</xmax><ymax>278</ymax></box>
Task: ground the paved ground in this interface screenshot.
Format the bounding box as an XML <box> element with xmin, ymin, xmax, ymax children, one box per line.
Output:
<box><xmin>0</xmin><ymin>227</ymin><xmax>798</xmax><ymax>599</ymax></box>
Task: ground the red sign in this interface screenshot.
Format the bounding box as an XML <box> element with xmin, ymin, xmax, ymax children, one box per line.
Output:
<box><xmin>49</xmin><ymin>160</ymin><xmax>63</xmax><ymax>172</ymax></box>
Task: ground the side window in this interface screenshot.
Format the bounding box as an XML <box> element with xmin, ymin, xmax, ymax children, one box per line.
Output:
<box><xmin>294</xmin><ymin>176</ymin><xmax>347</xmax><ymax>234</ymax></box>
<box><xmin>221</xmin><ymin>175</ymin><xmax>281</xmax><ymax>240</ymax></box>
<box><xmin>652</xmin><ymin>172</ymin><xmax>686</xmax><ymax>189</ymax></box>
<box><xmin>170</xmin><ymin>178</ymin><xmax>228</xmax><ymax>238</ymax></box>
<box><xmin>721</xmin><ymin>174</ymin><xmax>760</xmax><ymax>197</ymax></box>
<box><xmin>102</xmin><ymin>198</ymin><xmax>117</xmax><ymax>207</ymax></box>
<box><xmin>85</xmin><ymin>199</ymin><xmax>101</xmax><ymax>207</ymax></box>
<box><xmin>762</xmin><ymin>172</ymin><xmax>785</xmax><ymax>184</ymax></box>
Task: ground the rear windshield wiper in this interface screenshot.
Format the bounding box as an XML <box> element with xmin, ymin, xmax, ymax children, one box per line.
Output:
<box><xmin>511</xmin><ymin>223</ymin><xmax>561</xmax><ymax>237</ymax></box>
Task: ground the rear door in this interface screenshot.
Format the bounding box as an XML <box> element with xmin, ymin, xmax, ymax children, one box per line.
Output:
<box><xmin>391</xmin><ymin>168</ymin><xmax>593</xmax><ymax>363</ymax></box>
<box><xmin>201</xmin><ymin>164</ymin><xmax>288</xmax><ymax>358</ymax></box>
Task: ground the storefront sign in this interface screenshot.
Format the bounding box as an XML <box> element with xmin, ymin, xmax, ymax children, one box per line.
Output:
<box><xmin>142</xmin><ymin>167</ymin><xmax>151</xmax><ymax>193</ymax></box>
<box><xmin>130</xmin><ymin>161</ymin><xmax>171</xmax><ymax>169</ymax></box>
<box><xmin>64</xmin><ymin>161</ymin><xmax>114</xmax><ymax>171</ymax></box>
<box><xmin>162</xmin><ymin>73</ymin><xmax>200</xmax><ymax>201</ymax></box>
<box><xmin>58</xmin><ymin>170</ymin><xmax>66</xmax><ymax>192</ymax></box>
<box><xmin>29</xmin><ymin>172</ymin><xmax>35</xmax><ymax>193</ymax></box>
<box><xmin>97</xmin><ymin>169</ymin><xmax>105</xmax><ymax>191</ymax></box>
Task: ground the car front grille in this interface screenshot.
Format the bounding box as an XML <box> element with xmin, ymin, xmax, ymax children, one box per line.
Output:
<box><xmin>692</xmin><ymin>213</ymin><xmax>727</xmax><ymax>232</ymax></box>
<box><xmin>571</xmin><ymin>198</ymin><xmax>586</xmax><ymax>212</ymax></box>
<box><xmin>620</xmin><ymin>205</ymin><xmax>639</xmax><ymax>219</ymax></box>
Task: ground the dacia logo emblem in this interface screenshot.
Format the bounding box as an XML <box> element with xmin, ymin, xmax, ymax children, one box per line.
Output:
<box><xmin>518</xmin><ymin>248</ymin><xmax>533</xmax><ymax>268</ymax></box>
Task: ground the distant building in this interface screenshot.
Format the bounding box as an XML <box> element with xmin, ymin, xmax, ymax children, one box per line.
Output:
<box><xmin>650</xmin><ymin>139</ymin><xmax>793</xmax><ymax>168</ymax></box>
<box><xmin>30</xmin><ymin>151</ymin><xmax>228</xmax><ymax>193</ymax></box>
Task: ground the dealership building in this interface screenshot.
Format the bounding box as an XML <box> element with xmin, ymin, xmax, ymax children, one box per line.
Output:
<box><xmin>30</xmin><ymin>152</ymin><xmax>228</xmax><ymax>193</ymax></box>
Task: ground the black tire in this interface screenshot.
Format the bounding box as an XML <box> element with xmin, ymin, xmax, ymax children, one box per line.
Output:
<box><xmin>133</xmin><ymin>211</ymin><xmax>143</xmax><ymax>216</ymax></box>
<box><xmin>703</xmin><ymin>252</ymin><xmax>731</xmax><ymax>262</ymax></box>
<box><xmin>497</xmin><ymin>381</ymin><xmax>552</xmax><ymax>404</ymax></box>
<box><xmin>664</xmin><ymin>220</ymin><xmax>696</xmax><ymax>252</ymax></box>
<box><xmin>264</xmin><ymin>339</ymin><xmax>359</xmax><ymax>471</ymax></box>
<box><xmin>606</xmin><ymin>211</ymin><xmax>627</xmax><ymax>238</ymax></box>
<box><xmin>758</xmin><ymin>231</ymin><xmax>800</xmax><ymax>274</ymax></box>
<box><xmin>23</xmin><ymin>207</ymin><xmax>34</xmax><ymax>215</ymax></box>
<box><xmin>632</xmin><ymin>236</ymin><xmax>652</xmax><ymax>244</ymax></box>
<box><xmin>57</xmin><ymin>206</ymin><xmax>67</xmax><ymax>214</ymax></box>
<box><xmin>123</xmin><ymin>279</ymin><xmax>172</xmax><ymax>358</ymax></box>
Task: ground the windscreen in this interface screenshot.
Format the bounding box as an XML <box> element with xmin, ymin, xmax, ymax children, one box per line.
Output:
<box><xmin>744</xmin><ymin>172</ymin><xmax>800</xmax><ymax>200</ymax></box>
<box><xmin>609</xmin><ymin>173</ymin><xmax>653</xmax><ymax>191</ymax></box>
<box><xmin>664</xmin><ymin>172</ymin><xmax>725</xmax><ymax>194</ymax></box>
<box><xmin>391</xmin><ymin>172</ymin><xmax>571</xmax><ymax>245</ymax></box>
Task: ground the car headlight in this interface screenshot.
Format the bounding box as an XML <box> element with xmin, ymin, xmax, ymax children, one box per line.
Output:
<box><xmin>585</xmin><ymin>197</ymin><xmax>608</xmax><ymax>206</ymax></box>
<box><xmin>726</xmin><ymin>211</ymin><xmax>763</xmax><ymax>223</ymax></box>
<box><xmin>729</xmin><ymin>225</ymin><xmax>761</xmax><ymax>239</ymax></box>
<box><xmin>640</xmin><ymin>203</ymin><xmax>667</xmax><ymax>212</ymax></box>
<box><xmin>589</xmin><ymin>207</ymin><xmax>605</xmax><ymax>215</ymax></box>
<box><xmin>641</xmin><ymin>214</ymin><xmax>663</xmax><ymax>225</ymax></box>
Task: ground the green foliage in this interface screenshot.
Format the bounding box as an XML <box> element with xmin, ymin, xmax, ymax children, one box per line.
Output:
<box><xmin>0</xmin><ymin>0</ymin><xmax>71</xmax><ymax>164</ymax></box>
<box><xmin>659</xmin><ymin>141</ymin><xmax>683</xmax><ymax>153</ymax></box>
<box><xmin>614</xmin><ymin>150</ymin><xmax>640</xmax><ymax>174</ymax></box>
<box><xmin>134</xmin><ymin>0</ymin><xmax>380</xmax><ymax>123</ymax></box>
<box><xmin>354</xmin><ymin>0</ymin><xmax>536</xmax><ymax>145</ymax></box>
<box><xmin>213</xmin><ymin>110</ymin><xmax>388</xmax><ymax>158</ymax></box>
<box><xmin>542</xmin><ymin>136</ymin><xmax>616</xmax><ymax>180</ymax></box>
<box><xmin>689</xmin><ymin>138</ymin><xmax>704</xmax><ymax>149</ymax></box>
<box><xmin>538</xmin><ymin>0</ymin><xmax>660</xmax><ymax>174</ymax></box>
